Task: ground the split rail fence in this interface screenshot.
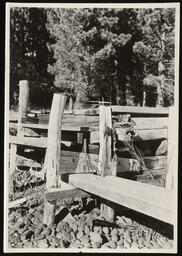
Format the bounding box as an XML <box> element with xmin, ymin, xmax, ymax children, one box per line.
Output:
<box><xmin>9</xmin><ymin>80</ymin><xmax>176</xmax><ymax>227</ymax></box>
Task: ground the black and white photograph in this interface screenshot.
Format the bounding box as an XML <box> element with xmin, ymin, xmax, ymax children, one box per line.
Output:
<box><xmin>4</xmin><ymin>2</ymin><xmax>180</xmax><ymax>253</ymax></box>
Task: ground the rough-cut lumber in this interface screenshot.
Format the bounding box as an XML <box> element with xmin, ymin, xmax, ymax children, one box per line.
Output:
<box><xmin>111</xmin><ymin>106</ymin><xmax>169</xmax><ymax>115</ymax></box>
<box><xmin>9</xmin><ymin>144</ymin><xmax>17</xmax><ymax>194</ymax></box>
<box><xmin>9</xmin><ymin>136</ymin><xmax>47</xmax><ymax>148</ymax></box>
<box><xmin>16</xmin><ymin>155</ymin><xmax>41</xmax><ymax>168</ymax></box>
<box><xmin>43</xmin><ymin>93</ymin><xmax>67</xmax><ymax>226</ymax></box>
<box><xmin>8</xmin><ymin>198</ymin><xmax>27</xmax><ymax>208</ymax></box>
<box><xmin>132</xmin><ymin>117</ymin><xmax>168</xmax><ymax>130</ymax></box>
<box><xmin>166</xmin><ymin>106</ymin><xmax>177</xmax><ymax>189</ymax></box>
<box><xmin>68</xmin><ymin>174</ymin><xmax>173</xmax><ymax>224</ymax></box>
<box><xmin>45</xmin><ymin>182</ymin><xmax>90</xmax><ymax>201</ymax></box>
<box><xmin>98</xmin><ymin>106</ymin><xmax>115</xmax><ymax>222</ymax></box>
<box><xmin>18</xmin><ymin>80</ymin><xmax>30</xmax><ymax>135</ymax></box>
<box><xmin>90</xmin><ymin>129</ymin><xmax>168</xmax><ymax>144</ymax></box>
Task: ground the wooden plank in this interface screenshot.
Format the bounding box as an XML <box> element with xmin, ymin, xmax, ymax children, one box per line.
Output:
<box><xmin>43</xmin><ymin>93</ymin><xmax>67</xmax><ymax>226</ymax></box>
<box><xmin>9</xmin><ymin>136</ymin><xmax>47</xmax><ymax>148</ymax></box>
<box><xmin>111</xmin><ymin>106</ymin><xmax>169</xmax><ymax>115</ymax></box>
<box><xmin>132</xmin><ymin>117</ymin><xmax>168</xmax><ymax>130</ymax></box>
<box><xmin>90</xmin><ymin>129</ymin><xmax>168</xmax><ymax>144</ymax></box>
<box><xmin>45</xmin><ymin>182</ymin><xmax>90</xmax><ymax>201</ymax></box>
<box><xmin>68</xmin><ymin>174</ymin><xmax>173</xmax><ymax>224</ymax></box>
<box><xmin>8</xmin><ymin>198</ymin><xmax>27</xmax><ymax>208</ymax></box>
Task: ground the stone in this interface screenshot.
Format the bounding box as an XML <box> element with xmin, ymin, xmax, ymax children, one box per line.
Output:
<box><xmin>89</xmin><ymin>232</ymin><xmax>102</xmax><ymax>244</ymax></box>
<box><xmin>111</xmin><ymin>228</ymin><xmax>119</xmax><ymax>236</ymax></box>
<box><xmin>37</xmin><ymin>239</ymin><xmax>49</xmax><ymax>248</ymax></box>
<box><xmin>92</xmin><ymin>242</ymin><xmax>101</xmax><ymax>248</ymax></box>
<box><xmin>111</xmin><ymin>235</ymin><xmax>119</xmax><ymax>243</ymax></box>
<box><xmin>156</xmin><ymin>140</ymin><xmax>167</xmax><ymax>156</ymax></box>
<box><xmin>123</xmin><ymin>239</ymin><xmax>131</xmax><ymax>249</ymax></box>
<box><xmin>76</xmin><ymin>231</ymin><xmax>84</xmax><ymax>240</ymax></box>
<box><xmin>103</xmin><ymin>227</ymin><xmax>109</xmax><ymax>234</ymax></box>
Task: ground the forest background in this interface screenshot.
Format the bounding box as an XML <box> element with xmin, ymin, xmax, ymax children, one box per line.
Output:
<box><xmin>10</xmin><ymin>7</ymin><xmax>175</xmax><ymax>109</ymax></box>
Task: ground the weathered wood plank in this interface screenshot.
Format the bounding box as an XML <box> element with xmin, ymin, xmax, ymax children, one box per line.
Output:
<box><xmin>8</xmin><ymin>198</ymin><xmax>27</xmax><ymax>208</ymax></box>
<box><xmin>9</xmin><ymin>136</ymin><xmax>47</xmax><ymax>148</ymax></box>
<box><xmin>132</xmin><ymin>117</ymin><xmax>168</xmax><ymax>130</ymax></box>
<box><xmin>68</xmin><ymin>174</ymin><xmax>173</xmax><ymax>224</ymax></box>
<box><xmin>43</xmin><ymin>93</ymin><xmax>67</xmax><ymax>226</ymax></box>
<box><xmin>111</xmin><ymin>106</ymin><xmax>169</xmax><ymax>115</ymax></box>
<box><xmin>90</xmin><ymin>129</ymin><xmax>168</xmax><ymax>144</ymax></box>
<box><xmin>45</xmin><ymin>182</ymin><xmax>90</xmax><ymax>201</ymax></box>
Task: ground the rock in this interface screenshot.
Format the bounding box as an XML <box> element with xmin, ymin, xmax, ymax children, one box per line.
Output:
<box><xmin>106</xmin><ymin>241</ymin><xmax>117</xmax><ymax>249</ymax></box>
<box><xmin>156</xmin><ymin>140</ymin><xmax>167</xmax><ymax>156</ymax></box>
<box><xmin>118</xmin><ymin>228</ymin><xmax>125</xmax><ymax>236</ymax></box>
<box><xmin>76</xmin><ymin>231</ymin><xmax>84</xmax><ymax>240</ymax></box>
<box><xmin>86</xmin><ymin>216</ymin><xmax>94</xmax><ymax>227</ymax></box>
<box><xmin>117</xmin><ymin>240</ymin><xmax>124</xmax><ymax>248</ymax></box>
<box><xmin>37</xmin><ymin>239</ymin><xmax>49</xmax><ymax>248</ymax></box>
<box><xmin>34</xmin><ymin>226</ymin><xmax>43</xmax><ymax>236</ymax></box>
<box><xmin>70</xmin><ymin>240</ymin><xmax>83</xmax><ymax>248</ymax></box>
<box><xmin>92</xmin><ymin>242</ymin><xmax>101</xmax><ymax>248</ymax></box>
<box><xmin>124</xmin><ymin>230</ymin><xmax>130</xmax><ymax>240</ymax></box>
<box><xmin>70</xmin><ymin>231</ymin><xmax>76</xmax><ymax>243</ymax></box>
<box><xmin>93</xmin><ymin>226</ymin><xmax>102</xmax><ymax>233</ymax></box>
<box><xmin>89</xmin><ymin>232</ymin><xmax>102</xmax><ymax>244</ymax></box>
<box><xmin>84</xmin><ymin>224</ymin><xmax>90</xmax><ymax>235</ymax></box>
<box><xmin>41</xmin><ymin>227</ymin><xmax>52</xmax><ymax>236</ymax></box>
<box><xmin>130</xmin><ymin>241</ymin><xmax>139</xmax><ymax>249</ymax></box>
<box><xmin>72</xmin><ymin>223</ymin><xmax>78</xmax><ymax>233</ymax></box>
<box><xmin>35</xmin><ymin>234</ymin><xmax>46</xmax><ymax>240</ymax></box>
<box><xmin>150</xmin><ymin>240</ymin><xmax>162</xmax><ymax>248</ymax></box>
<box><xmin>123</xmin><ymin>238</ymin><xmax>131</xmax><ymax>248</ymax></box>
<box><xmin>123</xmin><ymin>217</ymin><xmax>132</xmax><ymax>225</ymax></box>
<box><xmin>116</xmin><ymin>216</ymin><xmax>127</xmax><ymax>226</ymax></box>
<box><xmin>111</xmin><ymin>228</ymin><xmax>119</xmax><ymax>236</ymax></box>
<box><xmin>103</xmin><ymin>227</ymin><xmax>109</xmax><ymax>234</ymax></box>
<box><xmin>111</xmin><ymin>235</ymin><xmax>119</xmax><ymax>243</ymax></box>
<box><xmin>143</xmin><ymin>241</ymin><xmax>152</xmax><ymax>248</ymax></box>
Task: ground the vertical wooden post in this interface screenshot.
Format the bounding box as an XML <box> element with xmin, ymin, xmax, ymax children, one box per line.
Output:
<box><xmin>68</xmin><ymin>95</ymin><xmax>73</xmax><ymax>114</ymax></box>
<box><xmin>142</xmin><ymin>91</ymin><xmax>146</xmax><ymax>107</ymax></box>
<box><xmin>166</xmin><ymin>106</ymin><xmax>177</xmax><ymax>189</ymax></box>
<box><xmin>9</xmin><ymin>144</ymin><xmax>17</xmax><ymax>194</ymax></box>
<box><xmin>43</xmin><ymin>93</ymin><xmax>67</xmax><ymax>226</ymax></box>
<box><xmin>98</xmin><ymin>106</ymin><xmax>116</xmax><ymax>222</ymax></box>
<box><xmin>18</xmin><ymin>80</ymin><xmax>30</xmax><ymax>135</ymax></box>
<box><xmin>9</xmin><ymin>80</ymin><xmax>30</xmax><ymax>194</ymax></box>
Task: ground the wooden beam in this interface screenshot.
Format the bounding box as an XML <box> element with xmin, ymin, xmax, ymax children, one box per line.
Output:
<box><xmin>68</xmin><ymin>174</ymin><xmax>173</xmax><ymax>224</ymax></box>
<box><xmin>43</xmin><ymin>93</ymin><xmax>67</xmax><ymax>226</ymax></box>
<box><xmin>111</xmin><ymin>106</ymin><xmax>169</xmax><ymax>115</ymax></box>
<box><xmin>45</xmin><ymin>182</ymin><xmax>90</xmax><ymax>201</ymax></box>
<box><xmin>90</xmin><ymin>129</ymin><xmax>168</xmax><ymax>144</ymax></box>
<box><xmin>9</xmin><ymin>136</ymin><xmax>47</xmax><ymax>148</ymax></box>
<box><xmin>132</xmin><ymin>117</ymin><xmax>168</xmax><ymax>130</ymax></box>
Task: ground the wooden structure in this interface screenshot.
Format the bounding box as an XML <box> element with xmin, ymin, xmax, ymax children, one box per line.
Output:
<box><xmin>9</xmin><ymin>81</ymin><xmax>176</xmax><ymax>226</ymax></box>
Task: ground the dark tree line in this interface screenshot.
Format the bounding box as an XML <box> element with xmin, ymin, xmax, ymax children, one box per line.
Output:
<box><xmin>10</xmin><ymin>7</ymin><xmax>175</xmax><ymax>108</ymax></box>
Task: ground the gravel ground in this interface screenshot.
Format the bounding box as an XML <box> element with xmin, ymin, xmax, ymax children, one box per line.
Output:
<box><xmin>8</xmin><ymin>168</ymin><xmax>174</xmax><ymax>250</ymax></box>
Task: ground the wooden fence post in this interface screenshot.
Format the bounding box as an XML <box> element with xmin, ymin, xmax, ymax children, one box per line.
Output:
<box><xmin>98</xmin><ymin>106</ymin><xmax>116</xmax><ymax>222</ymax></box>
<box><xmin>166</xmin><ymin>106</ymin><xmax>177</xmax><ymax>189</ymax></box>
<box><xmin>18</xmin><ymin>80</ymin><xmax>30</xmax><ymax>134</ymax></box>
<box><xmin>9</xmin><ymin>80</ymin><xmax>30</xmax><ymax>194</ymax></box>
<box><xmin>43</xmin><ymin>93</ymin><xmax>67</xmax><ymax>226</ymax></box>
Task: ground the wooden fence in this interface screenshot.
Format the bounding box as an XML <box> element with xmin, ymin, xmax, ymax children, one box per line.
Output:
<box><xmin>9</xmin><ymin>80</ymin><xmax>176</xmax><ymax>227</ymax></box>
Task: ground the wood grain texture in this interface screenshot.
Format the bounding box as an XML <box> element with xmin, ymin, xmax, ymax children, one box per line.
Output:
<box><xmin>43</xmin><ymin>93</ymin><xmax>67</xmax><ymax>226</ymax></box>
<box><xmin>69</xmin><ymin>174</ymin><xmax>173</xmax><ymax>224</ymax></box>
